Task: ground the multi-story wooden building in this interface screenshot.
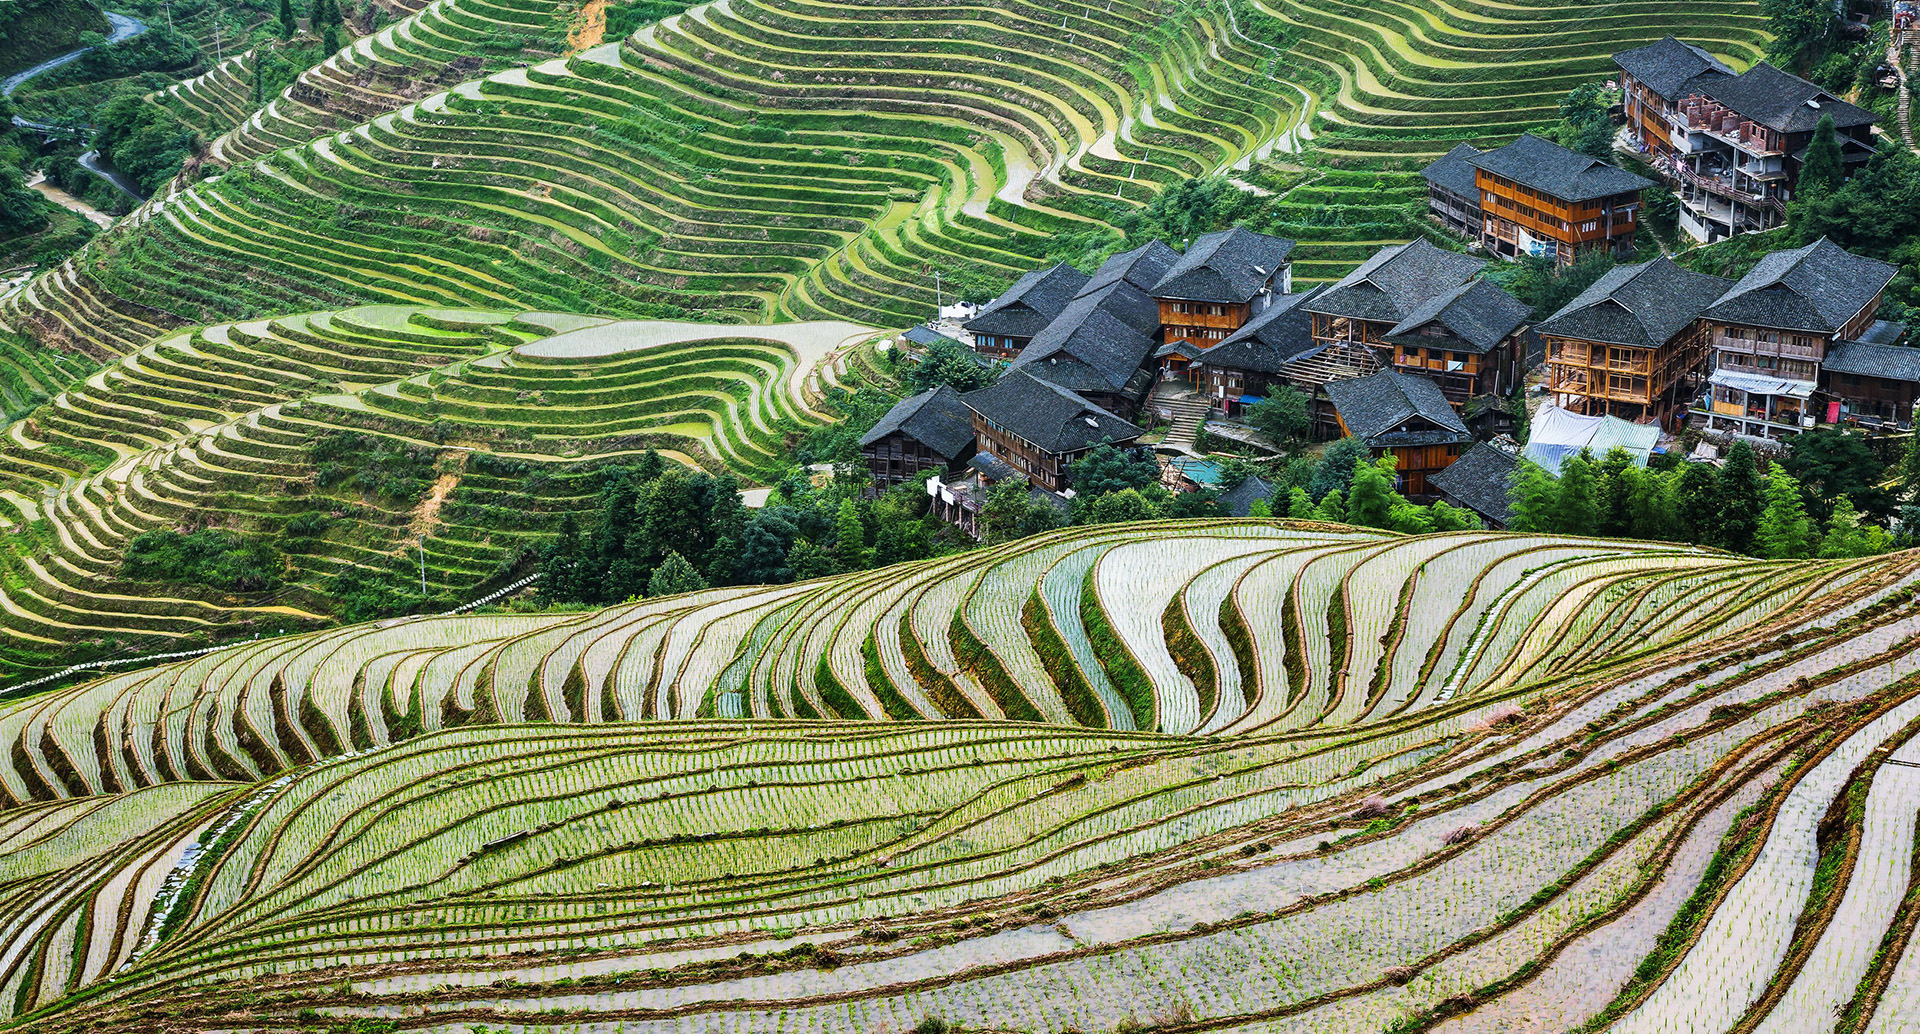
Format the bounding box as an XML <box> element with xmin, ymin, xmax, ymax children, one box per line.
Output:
<box><xmin>1302</xmin><ymin>239</ymin><xmax>1529</xmax><ymax>432</ymax></box>
<box><xmin>1422</xmin><ymin>142</ymin><xmax>1485</xmax><ymax>237</ymax></box>
<box><xmin>1615</xmin><ymin>39</ymin><xmax>1878</xmax><ymax>242</ymax></box>
<box><xmin>1464</xmin><ymin>134</ymin><xmax>1652</xmax><ymax>265</ymax></box>
<box><xmin>1695</xmin><ymin>238</ymin><xmax>1899</xmax><ymax>438</ymax></box>
<box><xmin>1150</xmin><ymin>227</ymin><xmax>1295</xmax><ymax>351</ymax></box>
<box><xmin>1535</xmin><ymin>257</ymin><xmax>1733</xmax><ymax>428</ymax></box>
<box><xmin>1006</xmin><ymin>275</ymin><xmax>1165</xmax><ymax>421</ymax></box>
<box><xmin>963</xmin><ymin>263</ymin><xmax>1087</xmax><ymax>358</ymax></box>
<box><xmin>857</xmin><ymin>385</ymin><xmax>978</xmax><ymax>488</ymax></box>
<box><xmin>959</xmin><ymin>369</ymin><xmax>1145</xmax><ymax>495</ymax></box>
<box><xmin>1189</xmin><ymin>287</ymin><xmax>1341</xmax><ymax>419</ymax></box>
<box><xmin>1323</xmin><ymin>369</ymin><xmax>1472</xmax><ymax>498</ymax></box>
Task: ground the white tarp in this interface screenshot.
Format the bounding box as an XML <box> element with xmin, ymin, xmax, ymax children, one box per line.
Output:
<box><xmin>1708</xmin><ymin>368</ymin><xmax>1815</xmax><ymax>398</ymax></box>
<box><xmin>1522</xmin><ymin>403</ymin><xmax>1661</xmax><ymax>475</ymax></box>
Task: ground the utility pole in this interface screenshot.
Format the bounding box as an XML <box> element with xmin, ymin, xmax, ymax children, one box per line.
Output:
<box><xmin>934</xmin><ymin>269</ymin><xmax>942</xmax><ymax>313</ymax></box>
<box><xmin>417</xmin><ymin>534</ymin><xmax>427</xmax><ymax>597</ymax></box>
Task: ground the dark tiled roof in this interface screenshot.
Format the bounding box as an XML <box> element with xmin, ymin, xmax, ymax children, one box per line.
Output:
<box><xmin>1217</xmin><ymin>475</ymin><xmax>1277</xmax><ymax>517</ymax></box>
<box><xmin>1856</xmin><ymin>319</ymin><xmax>1909</xmax><ymax>346</ymax></box>
<box><xmin>1385</xmin><ymin>278</ymin><xmax>1530</xmax><ymax>354</ymax></box>
<box><xmin>1612</xmin><ymin>36</ymin><xmax>1735</xmax><ymax>101</ymax></box>
<box><xmin>1149</xmin><ymin>227</ymin><xmax>1297</xmax><ymax>303</ymax></box>
<box><xmin>1535</xmin><ymin>257</ymin><xmax>1733</xmax><ymax>348</ymax></box>
<box><xmin>1466</xmin><ymin>133</ymin><xmax>1653</xmax><ymax>202</ymax></box>
<box><xmin>1080</xmin><ymin>240</ymin><xmax>1181</xmax><ymax>298</ymax></box>
<box><xmin>962</xmin><ymin>369</ymin><xmax>1144</xmax><ymax>453</ymax></box>
<box><xmin>1821</xmin><ymin>340</ymin><xmax>1920</xmax><ymax>383</ymax></box>
<box><xmin>1702</xmin><ymin>238</ymin><xmax>1897</xmax><ymax>334</ymax></box>
<box><xmin>1428</xmin><ymin>443</ymin><xmax>1517</xmax><ymax>524</ymax></box>
<box><xmin>858</xmin><ymin>384</ymin><xmax>977</xmax><ymax>459</ymax></box>
<box><xmin>1008</xmin><ymin>284</ymin><xmax>1159</xmax><ymax>392</ymax></box>
<box><xmin>1421</xmin><ymin>142</ymin><xmax>1484</xmax><ymax>199</ymax></box>
<box><xmin>902</xmin><ymin>324</ymin><xmax>963</xmax><ymax>348</ymax></box>
<box><xmin>1309</xmin><ymin>239</ymin><xmax>1488</xmax><ymax>325</ymax></box>
<box><xmin>964</xmin><ymin>263</ymin><xmax>1088</xmax><ymax>340</ymax></box>
<box><xmin>1201</xmin><ymin>286</ymin><xmax>1327</xmax><ymax>373</ymax></box>
<box><xmin>1704</xmin><ymin>62</ymin><xmax>1878</xmax><ymax>134</ymax></box>
<box><xmin>1324</xmin><ymin>369</ymin><xmax>1471</xmax><ymax>446</ymax></box>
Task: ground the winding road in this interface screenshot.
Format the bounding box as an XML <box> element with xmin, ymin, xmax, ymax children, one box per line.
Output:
<box><xmin>6</xmin><ymin>11</ymin><xmax>151</xmax><ymax>201</ymax></box>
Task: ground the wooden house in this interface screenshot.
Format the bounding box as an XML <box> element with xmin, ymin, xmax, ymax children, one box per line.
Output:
<box><xmin>1421</xmin><ymin>142</ymin><xmax>1485</xmax><ymax>237</ymax></box>
<box><xmin>1817</xmin><ymin>325</ymin><xmax>1920</xmax><ymax>429</ymax></box>
<box><xmin>1322</xmin><ymin>369</ymin><xmax>1472</xmax><ymax>498</ymax></box>
<box><xmin>959</xmin><ymin>370</ymin><xmax>1144</xmax><ymax>495</ymax></box>
<box><xmin>1536</xmin><ymin>256</ymin><xmax>1732</xmax><ymax>428</ymax></box>
<box><xmin>1150</xmin><ymin>227</ymin><xmax>1296</xmax><ymax>352</ymax></box>
<box><xmin>857</xmin><ymin>385</ymin><xmax>978</xmax><ymax>488</ymax></box>
<box><xmin>963</xmin><ymin>263</ymin><xmax>1087</xmax><ymax>358</ymax></box>
<box><xmin>1188</xmin><ymin>287</ymin><xmax>1343</xmax><ymax>418</ymax></box>
<box><xmin>1465</xmin><ymin>133</ymin><xmax>1652</xmax><ymax>265</ymax></box>
<box><xmin>1696</xmin><ymin>238</ymin><xmax>1898</xmax><ymax>438</ymax></box>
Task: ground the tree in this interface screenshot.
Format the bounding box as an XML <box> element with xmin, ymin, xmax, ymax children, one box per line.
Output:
<box><xmin>1286</xmin><ymin>486</ymin><xmax>1314</xmax><ymax>520</ymax></box>
<box><xmin>540</xmin><ymin>512</ymin><xmax>586</xmax><ymax>602</ymax></box>
<box><xmin>1552</xmin><ymin>453</ymin><xmax>1598</xmax><ymax>536</ymax></box>
<box><xmin>1797</xmin><ymin>114</ymin><xmax>1845</xmax><ymax>199</ymax></box>
<box><xmin>1247</xmin><ymin>498</ymin><xmax>1274</xmax><ymax>519</ymax></box>
<box><xmin>1388</xmin><ymin>501</ymin><xmax>1434</xmax><ymax>535</ymax></box>
<box><xmin>1496</xmin><ymin>251</ymin><xmax>1615</xmax><ymax>320</ymax></box>
<box><xmin>1897</xmin><ymin>433</ymin><xmax>1920</xmax><ymax>503</ymax></box>
<box><xmin>1346</xmin><ymin>456</ymin><xmax>1402</xmax><ymax>529</ymax></box>
<box><xmin>1427</xmin><ymin>500</ymin><xmax>1482</xmax><ymax>532</ymax></box>
<box><xmin>1068</xmin><ymin>445</ymin><xmax>1159</xmax><ymax>496</ymax></box>
<box><xmin>1674</xmin><ymin>461</ymin><xmax>1725</xmax><ymax>546</ymax></box>
<box><xmin>1755</xmin><ymin>467</ymin><xmax>1816</xmax><ymax>559</ymax></box>
<box><xmin>831</xmin><ymin>498</ymin><xmax>873</xmax><ymax>571</ymax></box>
<box><xmin>907</xmin><ymin>338</ymin><xmax>996</xmax><ymax>394</ymax></box>
<box><xmin>321</xmin><ymin>21</ymin><xmax>342</xmax><ymax>54</ymax></box>
<box><xmin>1622</xmin><ymin>466</ymin><xmax>1678</xmax><ymax>541</ymax></box>
<box><xmin>980</xmin><ymin>479</ymin><xmax>1061</xmax><ymax>543</ymax></box>
<box><xmin>1309</xmin><ymin>437</ymin><xmax>1369</xmax><ymax>500</ymax></box>
<box><xmin>1506</xmin><ymin>459</ymin><xmax>1559</xmax><ymax>533</ymax></box>
<box><xmin>646</xmin><ymin>550</ymin><xmax>708</xmax><ymax>596</ymax></box>
<box><xmin>1817</xmin><ymin>495</ymin><xmax>1887</xmax><ymax>557</ymax></box>
<box><xmin>1313</xmin><ymin>489</ymin><xmax>1346</xmax><ymax>524</ymax></box>
<box><xmin>736</xmin><ymin>508</ymin><xmax>799</xmax><ymax>583</ymax></box>
<box><xmin>1083</xmin><ymin>488</ymin><xmax>1159</xmax><ymax>525</ymax></box>
<box><xmin>1782</xmin><ymin>426</ymin><xmax>1890</xmax><ymax>520</ymax></box>
<box><xmin>278</xmin><ymin>0</ymin><xmax>297</xmax><ymax>37</ymax></box>
<box><xmin>1717</xmin><ymin>441</ymin><xmax>1764</xmax><ymax>554</ymax></box>
<box><xmin>1165</xmin><ymin>488</ymin><xmax>1226</xmax><ymax>520</ymax></box>
<box><xmin>1244</xmin><ymin>387</ymin><xmax>1311</xmax><ymax>451</ymax></box>
<box><xmin>1760</xmin><ymin>0</ymin><xmax>1837</xmax><ymax>73</ymax></box>
<box><xmin>1555</xmin><ymin>84</ymin><xmax>1615</xmax><ymax>159</ymax></box>
<box><xmin>1593</xmin><ymin>448</ymin><xmax>1635</xmax><ymax>537</ymax></box>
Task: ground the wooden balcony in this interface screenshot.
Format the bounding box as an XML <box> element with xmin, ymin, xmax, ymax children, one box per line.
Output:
<box><xmin>1712</xmin><ymin>331</ymin><xmax>1822</xmax><ymax>360</ymax></box>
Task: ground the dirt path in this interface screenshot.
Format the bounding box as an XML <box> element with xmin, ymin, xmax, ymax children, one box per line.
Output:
<box><xmin>407</xmin><ymin>455</ymin><xmax>467</xmax><ymax>541</ymax></box>
<box><xmin>25</xmin><ymin>174</ymin><xmax>113</xmax><ymax>228</ymax></box>
<box><xmin>568</xmin><ymin>0</ymin><xmax>608</xmax><ymax>52</ymax></box>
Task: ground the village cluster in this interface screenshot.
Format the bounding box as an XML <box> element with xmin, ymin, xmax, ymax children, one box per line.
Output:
<box><xmin>862</xmin><ymin>38</ymin><xmax>1914</xmax><ymax>535</ymax></box>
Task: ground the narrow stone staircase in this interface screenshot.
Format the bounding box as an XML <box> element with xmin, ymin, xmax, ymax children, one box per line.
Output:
<box><xmin>1161</xmin><ymin>394</ymin><xmax>1212</xmax><ymax>453</ymax></box>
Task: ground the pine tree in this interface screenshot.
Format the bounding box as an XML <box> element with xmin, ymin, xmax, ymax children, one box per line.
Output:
<box><xmin>1797</xmin><ymin>114</ymin><xmax>1844</xmax><ymax>198</ymax></box>
<box><xmin>1506</xmin><ymin>460</ymin><xmax>1558</xmax><ymax>533</ymax></box>
<box><xmin>1717</xmin><ymin>441</ymin><xmax>1764</xmax><ymax>554</ymax></box>
<box><xmin>1345</xmin><ymin>456</ymin><xmax>1401</xmax><ymax>529</ymax></box>
<box><xmin>540</xmin><ymin>512</ymin><xmax>584</xmax><ymax>602</ymax></box>
<box><xmin>278</xmin><ymin>0</ymin><xmax>296</xmax><ymax>37</ymax></box>
<box><xmin>251</xmin><ymin>57</ymin><xmax>264</xmax><ymax>104</ymax></box>
<box><xmin>1552</xmin><ymin>453</ymin><xmax>1597</xmax><ymax>536</ymax></box>
<box><xmin>1675</xmin><ymin>461</ymin><xmax>1725</xmax><ymax>546</ymax></box>
<box><xmin>1755</xmin><ymin>467</ymin><xmax>1816</xmax><ymax>559</ymax></box>
<box><xmin>321</xmin><ymin>21</ymin><xmax>342</xmax><ymax>54</ymax></box>
<box><xmin>831</xmin><ymin>498</ymin><xmax>872</xmax><ymax>572</ymax></box>
<box><xmin>1309</xmin><ymin>437</ymin><xmax>1369</xmax><ymax>501</ymax></box>
<box><xmin>646</xmin><ymin>550</ymin><xmax>708</xmax><ymax>596</ymax></box>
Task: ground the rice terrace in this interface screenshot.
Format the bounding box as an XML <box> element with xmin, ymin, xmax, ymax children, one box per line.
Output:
<box><xmin>9</xmin><ymin>0</ymin><xmax>1920</xmax><ymax>1026</ymax></box>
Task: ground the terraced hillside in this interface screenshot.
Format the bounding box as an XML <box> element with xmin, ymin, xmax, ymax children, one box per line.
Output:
<box><xmin>0</xmin><ymin>305</ymin><xmax>868</xmax><ymax>677</ymax></box>
<box><xmin>1</xmin><ymin>0</ymin><xmax>1767</xmax><ymax>364</ymax></box>
<box><xmin>4</xmin><ymin>524</ymin><xmax>1920</xmax><ymax>1032</ymax></box>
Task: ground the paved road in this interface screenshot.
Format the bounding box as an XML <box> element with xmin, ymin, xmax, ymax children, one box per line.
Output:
<box><xmin>6</xmin><ymin>11</ymin><xmax>151</xmax><ymax>201</ymax></box>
